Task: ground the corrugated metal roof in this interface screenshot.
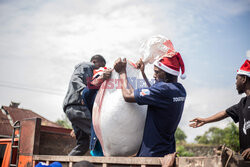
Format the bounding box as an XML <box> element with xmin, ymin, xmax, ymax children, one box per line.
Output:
<box><xmin>2</xmin><ymin>106</ymin><xmax>62</xmax><ymax>128</ymax></box>
<box><xmin>0</xmin><ymin>109</ymin><xmax>12</xmax><ymax>137</ymax></box>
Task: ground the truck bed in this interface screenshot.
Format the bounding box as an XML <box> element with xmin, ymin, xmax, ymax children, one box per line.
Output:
<box><xmin>4</xmin><ymin>118</ymin><xmax>250</xmax><ymax>167</ymax></box>
<box><xmin>32</xmin><ymin>155</ymin><xmax>222</xmax><ymax>167</ymax></box>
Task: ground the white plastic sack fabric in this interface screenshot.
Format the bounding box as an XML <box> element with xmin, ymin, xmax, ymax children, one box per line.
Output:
<box><xmin>92</xmin><ymin>62</ymin><xmax>147</xmax><ymax>156</ymax></box>
<box><xmin>92</xmin><ymin>35</ymin><xmax>174</xmax><ymax>156</ymax></box>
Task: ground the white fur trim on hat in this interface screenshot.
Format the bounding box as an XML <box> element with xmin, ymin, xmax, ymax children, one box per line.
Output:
<box><xmin>154</xmin><ymin>61</ymin><xmax>179</xmax><ymax>76</ymax></box>
<box><xmin>180</xmin><ymin>73</ymin><xmax>186</xmax><ymax>79</ymax></box>
<box><xmin>237</xmin><ymin>69</ymin><xmax>250</xmax><ymax>77</ymax></box>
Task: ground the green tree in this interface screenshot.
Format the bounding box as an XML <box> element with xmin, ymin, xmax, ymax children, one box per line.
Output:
<box><xmin>176</xmin><ymin>145</ymin><xmax>194</xmax><ymax>157</ymax></box>
<box><xmin>56</xmin><ymin>114</ymin><xmax>72</xmax><ymax>129</ymax></box>
<box><xmin>223</xmin><ymin>123</ymin><xmax>240</xmax><ymax>151</ymax></box>
<box><xmin>194</xmin><ymin>122</ymin><xmax>239</xmax><ymax>152</ymax></box>
<box><xmin>175</xmin><ymin>127</ymin><xmax>187</xmax><ymax>144</ymax></box>
<box><xmin>175</xmin><ymin>128</ymin><xmax>194</xmax><ymax>156</ymax></box>
<box><xmin>194</xmin><ymin>135</ymin><xmax>209</xmax><ymax>144</ymax></box>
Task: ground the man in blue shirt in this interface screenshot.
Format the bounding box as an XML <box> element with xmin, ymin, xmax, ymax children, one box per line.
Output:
<box><xmin>113</xmin><ymin>51</ymin><xmax>187</xmax><ymax>157</ymax></box>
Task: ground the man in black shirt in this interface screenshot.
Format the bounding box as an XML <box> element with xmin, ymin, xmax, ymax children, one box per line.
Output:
<box><xmin>189</xmin><ymin>57</ymin><xmax>250</xmax><ymax>160</ymax></box>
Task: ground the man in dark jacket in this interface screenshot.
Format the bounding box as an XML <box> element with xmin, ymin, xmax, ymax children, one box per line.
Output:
<box><xmin>63</xmin><ymin>54</ymin><xmax>111</xmax><ymax>156</ymax></box>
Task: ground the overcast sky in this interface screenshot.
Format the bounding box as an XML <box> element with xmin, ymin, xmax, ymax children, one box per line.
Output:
<box><xmin>0</xmin><ymin>0</ymin><xmax>249</xmax><ymax>142</ymax></box>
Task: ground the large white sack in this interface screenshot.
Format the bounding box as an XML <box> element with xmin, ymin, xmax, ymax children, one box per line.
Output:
<box><xmin>92</xmin><ymin>62</ymin><xmax>147</xmax><ymax>156</ymax></box>
<box><xmin>92</xmin><ymin>35</ymin><xmax>175</xmax><ymax>156</ymax></box>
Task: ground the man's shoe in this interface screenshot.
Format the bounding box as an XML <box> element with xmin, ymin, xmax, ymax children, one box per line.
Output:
<box><xmin>68</xmin><ymin>144</ymin><xmax>88</xmax><ymax>156</ymax></box>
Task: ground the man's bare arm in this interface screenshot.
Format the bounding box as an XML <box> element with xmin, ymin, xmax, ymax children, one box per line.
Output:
<box><xmin>114</xmin><ymin>58</ymin><xmax>136</xmax><ymax>103</ymax></box>
<box><xmin>119</xmin><ymin>72</ymin><xmax>136</xmax><ymax>102</ymax></box>
<box><xmin>136</xmin><ymin>58</ymin><xmax>151</xmax><ymax>87</ymax></box>
<box><xmin>189</xmin><ymin>111</ymin><xmax>229</xmax><ymax>128</ymax></box>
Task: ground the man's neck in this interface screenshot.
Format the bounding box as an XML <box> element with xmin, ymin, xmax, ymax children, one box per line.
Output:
<box><xmin>165</xmin><ymin>79</ymin><xmax>177</xmax><ymax>83</ymax></box>
<box><xmin>245</xmin><ymin>89</ymin><xmax>250</xmax><ymax>96</ymax></box>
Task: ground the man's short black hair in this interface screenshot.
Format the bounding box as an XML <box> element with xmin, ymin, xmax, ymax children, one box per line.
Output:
<box><xmin>73</xmin><ymin>161</ymin><xmax>94</xmax><ymax>167</ymax></box>
<box><xmin>90</xmin><ymin>54</ymin><xmax>106</xmax><ymax>64</ymax></box>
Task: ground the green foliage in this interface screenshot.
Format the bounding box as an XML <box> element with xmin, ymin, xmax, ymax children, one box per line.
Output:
<box><xmin>175</xmin><ymin>127</ymin><xmax>187</xmax><ymax>144</ymax></box>
<box><xmin>194</xmin><ymin>122</ymin><xmax>239</xmax><ymax>152</ymax></box>
<box><xmin>176</xmin><ymin>145</ymin><xmax>194</xmax><ymax>157</ymax></box>
<box><xmin>223</xmin><ymin>123</ymin><xmax>240</xmax><ymax>151</ymax></box>
<box><xmin>194</xmin><ymin>135</ymin><xmax>209</xmax><ymax>144</ymax></box>
<box><xmin>56</xmin><ymin>114</ymin><xmax>72</xmax><ymax>129</ymax></box>
<box><xmin>175</xmin><ymin>127</ymin><xmax>194</xmax><ymax>157</ymax></box>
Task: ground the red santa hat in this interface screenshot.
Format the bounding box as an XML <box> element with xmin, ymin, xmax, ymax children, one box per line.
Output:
<box><xmin>237</xmin><ymin>51</ymin><xmax>250</xmax><ymax>77</ymax></box>
<box><xmin>154</xmin><ymin>50</ymin><xmax>186</xmax><ymax>79</ymax></box>
<box><xmin>93</xmin><ymin>67</ymin><xmax>107</xmax><ymax>79</ymax></box>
